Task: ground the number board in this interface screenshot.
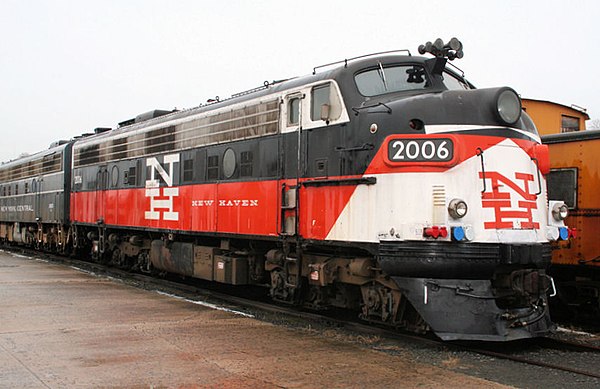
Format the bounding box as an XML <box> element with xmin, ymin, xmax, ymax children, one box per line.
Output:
<box><xmin>387</xmin><ymin>138</ymin><xmax>454</xmax><ymax>163</ymax></box>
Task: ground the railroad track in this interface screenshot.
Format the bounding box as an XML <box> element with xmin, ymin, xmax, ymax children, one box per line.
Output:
<box><xmin>450</xmin><ymin>338</ymin><xmax>600</xmax><ymax>379</ymax></box>
<box><xmin>4</xmin><ymin>246</ymin><xmax>600</xmax><ymax>381</ymax></box>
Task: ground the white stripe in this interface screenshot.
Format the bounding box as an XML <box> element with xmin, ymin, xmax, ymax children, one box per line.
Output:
<box><xmin>425</xmin><ymin>124</ymin><xmax>541</xmax><ymax>143</ymax></box>
<box><xmin>155</xmin><ymin>291</ymin><xmax>255</xmax><ymax>318</ymax></box>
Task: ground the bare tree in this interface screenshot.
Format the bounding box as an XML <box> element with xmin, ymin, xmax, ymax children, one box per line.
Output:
<box><xmin>588</xmin><ymin>119</ymin><xmax>600</xmax><ymax>130</ymax></box>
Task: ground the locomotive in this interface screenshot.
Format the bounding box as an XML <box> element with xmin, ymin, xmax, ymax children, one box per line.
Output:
<box><xmin>543</xmin><ymin>130</ymin><xmax>600</xmax><ymax>317</ymax></box>
<box><xmin>0</xmin><ymin>39</ymin><xmax>571</xmax><ymax>341</ymax></box>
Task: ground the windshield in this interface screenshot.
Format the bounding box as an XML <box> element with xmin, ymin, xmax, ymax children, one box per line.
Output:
<box><xmin>441</xmin><ymin>71</ymin><xmax>471</xmax><ymax>90</ymax></box>
<box><xmin>355</xmin><ymin>65</ymin><xmax>428</xmax><ymax>96</ymax></box>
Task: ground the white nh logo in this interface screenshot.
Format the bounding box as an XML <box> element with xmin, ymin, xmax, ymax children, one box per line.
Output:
<box><xmin>145</xmin><ymin>154</ymin><xmax>179</xmax><ymax>221</ymax></box>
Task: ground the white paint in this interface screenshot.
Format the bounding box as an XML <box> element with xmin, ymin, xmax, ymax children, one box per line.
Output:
<box><xmin>325</xmin><ymin>138</ymin><xmax>550</xmax><ymax>245</ymax></box>
<box><xmin>425</xmin><ymin>124</ymin><xmax>541</xmax><ymax>143</ymax></box>
<box><xmin>556</xmin><ymin>326</ymin><xmax>597</xmax><ymax>337</ymax></box>
<box><xmin>155</xmin><ymin>291</ymin><xmax>255</xmax><ymax>318</ymax></box>
<box><xmin>145</xmin><ymin>153</ymin><xmax>180</xmax><ymax>221</ymax></box>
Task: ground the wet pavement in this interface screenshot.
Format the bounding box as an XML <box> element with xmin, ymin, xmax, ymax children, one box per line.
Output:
<box><xmin>0</xmin><ymin>250</ymin><xmax>508</xmax><ymax>388</ymax></box>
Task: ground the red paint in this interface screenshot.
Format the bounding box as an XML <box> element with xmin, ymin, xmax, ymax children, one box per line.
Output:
<box><xmin>70</xmin><ymin>133</ymin><xmax>544</xmax><ymax>241</ymax></box>
<box><xmin>71</xmin><ymin>181</ymin><xmax>280</xmax><ymax>236</ymax></box>
<box><xmin>424</xmin><ymin>226</ymin><xmax>448</xmax><ymax>239</ymax></box>
<box><xmin>366</xmin><ymin>134</ymin><xmax>540</xmax><ymax>175</ymax></box>
<box><xmin>569</xmin><ymin>228</ymin><xmax>577</xmax><ymax>239</ymax></box>
<box><xmin>480</xmin><ymin>171</ymin><xmax>539</xmax><ymax>229</ymax></box>
<box><xmin>298</xmin><ymin>176</ymin><xmax>360</xmax><ymax>240</ymax></box>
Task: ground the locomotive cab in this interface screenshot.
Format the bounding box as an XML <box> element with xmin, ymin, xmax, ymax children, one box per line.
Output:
<box><xmin>293</xmin><ymin>38</ymin><xmax>568</xmax><ymax>340</ymax></box>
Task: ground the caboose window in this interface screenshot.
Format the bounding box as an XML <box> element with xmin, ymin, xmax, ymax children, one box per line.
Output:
<box><xmin>311</xmin><ymin>84</ymin><xmax>330</xmax><ymax>121</ymax></box>
<box><xmin>547</xmin><ymin>168</ymin><xmax>577</xmax><ymax>209</ymax></box>
<box><xmin>355</xmin><ymin>65</ymin><xmax>428</xmax><ymax>96</ymax></box>
<box><xmin>561</xmin><ymin>115</ymin><xmax>580</xmax><ymax>133</ymax></box>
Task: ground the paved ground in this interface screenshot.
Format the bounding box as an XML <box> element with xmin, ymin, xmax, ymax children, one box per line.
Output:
<box><xmin>0</xmin><ymin>250</ymin><xmax>509</xmax><ymax>388</ymax></box>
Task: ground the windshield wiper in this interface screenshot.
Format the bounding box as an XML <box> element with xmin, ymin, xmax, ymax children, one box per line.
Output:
<box><xmin>377</xmin><ymin>61</ymin><xmax>388</xmax><ymax>92</ymax></box>
<box><xmin>352</xmin><ymin>102</ymin><xmax>392</xmax><ymax>116</ymax></box>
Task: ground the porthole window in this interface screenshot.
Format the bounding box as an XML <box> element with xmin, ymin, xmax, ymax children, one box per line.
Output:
<box><xmin>111</xmin><ymin>166</ymin><xmax>119</xmax><ymax>188</ymax></box>
<box><xmin>222</xmin><ymin>148</ymin><xmax>236</xmax><ymax>179</ymax></box>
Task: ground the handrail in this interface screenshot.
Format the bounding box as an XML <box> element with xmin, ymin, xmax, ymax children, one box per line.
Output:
<box><xmin>312</xmin><ymin>49</ymin><xmax>412</xmax><ymax>75</ymax></box>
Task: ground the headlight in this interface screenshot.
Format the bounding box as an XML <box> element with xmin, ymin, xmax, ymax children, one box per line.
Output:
<box><xmin>448</xmin><ymin>198</ymin><xmax>468</xmax><ymax>219</ymax></box>
<box><xmin>495</xmin><ymin>88</ymin><xmax>521</xmax><ymax>125</ymax></box>
<box><xmin>552</xmin><ymin>203</ymin><xmax>569</xmax><ymax>221</ymax></box>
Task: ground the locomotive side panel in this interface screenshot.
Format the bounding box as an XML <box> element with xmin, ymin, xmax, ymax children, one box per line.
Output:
<box><xmin>71</xmin><ymin>137</ymin><xmax>284</xmax><ymax>237</ymax></box>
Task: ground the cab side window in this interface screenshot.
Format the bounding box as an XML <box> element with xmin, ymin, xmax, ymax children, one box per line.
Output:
<box><xmin>311</xmin><ymin>84</ymin><xmax>330</xmax><ymax>121</ymax></box>
<box><xmin>288</xmin><ymin>98</ymin><xmax>300</xmax><ymax>126</ymax></box>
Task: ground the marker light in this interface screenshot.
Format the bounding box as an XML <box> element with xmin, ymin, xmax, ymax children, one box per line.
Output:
<box><xmin>423</xmin><ymin>226</ymin><xmax>448</xmax><ymax>239</ymax></box>
<box><xmin>552</xmin><ymin>203</ymin><xmax>569</xmax><ymax>221</ymax></box>
<box><xmin>448</xmin><ymin>198</ymin><xmax>468</xmax><ymax>219</ymax></box>
<box><xmin>559</xmin><ymin>227</ymin><xmax>569</xmax><ymax>240</ymax></box>
<box><xmin>452</xmin><ymin>226</ymin><xmax>466</xmax><ymax>241</ymax></box>
<box><xmin>569</xmin><ymin>228</ymin><xmax>577</xmax><ymax>239</ymax></box>
<box><xmin>496</xmin><ymin>88</ymin><xmax>521</xmax><ymax>125</ymax></box>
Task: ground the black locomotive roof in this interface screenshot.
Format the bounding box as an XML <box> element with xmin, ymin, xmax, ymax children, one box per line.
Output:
<box><xmin>73</xmin><ymin>53</ymin><xmax>433</xmax><ymax>148</ymax></box>
<box><xmin>0</xmin><ymin>141</ymin><xmax>71</xmax><ymax>171</ymax></box>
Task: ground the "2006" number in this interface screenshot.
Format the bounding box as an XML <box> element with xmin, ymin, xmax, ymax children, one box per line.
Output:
<box><xmin>387</xmin><ymin>138</ymin><xmax>454</xmax><ymax>162</ymax></box>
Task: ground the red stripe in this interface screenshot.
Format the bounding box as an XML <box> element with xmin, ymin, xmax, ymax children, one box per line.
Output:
<box><xmin>71</xmin><ymin>181</ymin><xmax>280</xmax><ymax>236</ymax></box>
<box><xmin>365</xmin><ymin>134</ymin><xmax>538</xmax><ymax>174</ymax></box>
<box><xmin>70</xmin><ymin>134</ymin><xmax>542</xmax><ymax>241</ymax></box>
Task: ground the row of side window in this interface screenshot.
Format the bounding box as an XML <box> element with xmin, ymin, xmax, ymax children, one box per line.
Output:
<box><xmin>0</xmin><ymin>182</ymin><xmax>32</xmax><ymax>196</ymax></box>
<box><xmin>192</xmin><ymin>149</ymin><xmax>254</xmax><ymax>182</ymax></box>
<box><xmin>84</xmin><ymin>148</ymin><xmax>257</xmax><ymax>190</ymax></box>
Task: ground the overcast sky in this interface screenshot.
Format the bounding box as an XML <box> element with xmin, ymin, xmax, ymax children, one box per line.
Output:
<box><xmin>1</xmin><ymin>0</ymin><xmax>598</xmax><ymax>161</ymax></box>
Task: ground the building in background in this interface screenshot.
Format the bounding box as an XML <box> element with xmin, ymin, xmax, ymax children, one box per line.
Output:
<box><xmin>522</xmin><ymin>98</ymin><xmax>589</xmax><ymax>136</ymax></box>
